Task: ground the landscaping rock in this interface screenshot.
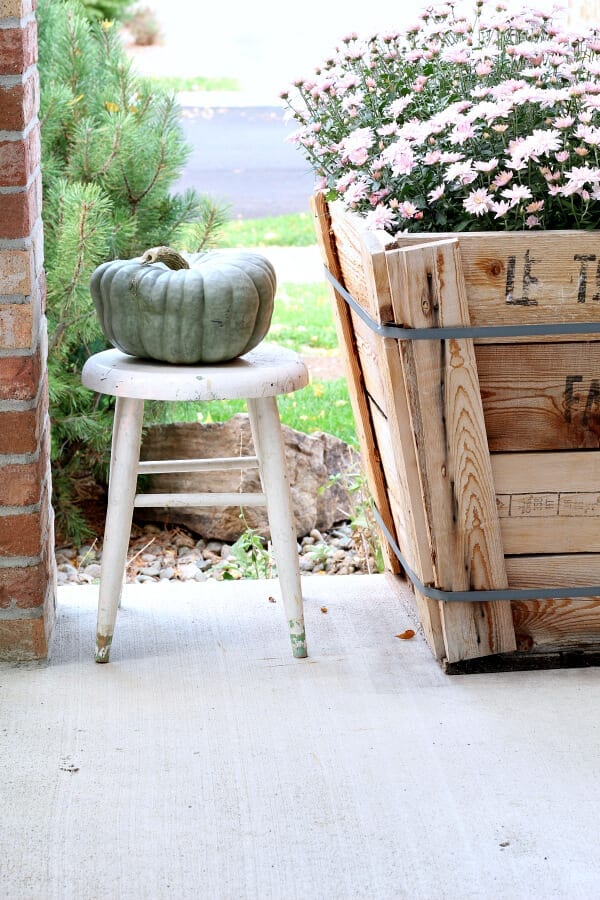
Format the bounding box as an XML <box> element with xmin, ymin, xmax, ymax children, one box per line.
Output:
<box><xmin>136</xmin><ymin>415</ymin><xmax>361</xmax><ymax>541</ymax></box>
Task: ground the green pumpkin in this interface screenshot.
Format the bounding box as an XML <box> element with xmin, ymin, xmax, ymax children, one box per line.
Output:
<box><xmin>90</xmin><ymin>246</ymin><xmax>276</xmax><ymax>364</ymax></box>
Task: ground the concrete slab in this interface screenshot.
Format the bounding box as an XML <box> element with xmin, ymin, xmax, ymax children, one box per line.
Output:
<box><xmin>1</xmin><ymin>574</ymin><xmax>599</xmax><ymax>899</ymax></box>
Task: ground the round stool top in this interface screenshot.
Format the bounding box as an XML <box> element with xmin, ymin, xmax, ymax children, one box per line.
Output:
<box><xmin>81</xmin><ymin>344</ymin><xmax>310</xmax><ymax>401</ymax></box>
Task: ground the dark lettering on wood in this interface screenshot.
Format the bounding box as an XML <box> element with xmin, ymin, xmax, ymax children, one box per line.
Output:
<box><xmin>505</xmin><ymin>250</ymin><xmax>539</xmax><ymax>306</ymax></box>
<box><xmin>564</xmin><ymin>374</ymin><xmax>583</xmax><ymax>423</ymax></box>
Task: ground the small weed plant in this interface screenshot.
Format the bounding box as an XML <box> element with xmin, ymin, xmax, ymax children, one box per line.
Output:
<box><xmin>321</xmin><ymin>470</ymin><xmax>384</xmax><ymax>574</ymax></box>
<box><xmin>216</xmin><ymin>519</ymin><xmax>274</xmax><ymax>580</ymax></box>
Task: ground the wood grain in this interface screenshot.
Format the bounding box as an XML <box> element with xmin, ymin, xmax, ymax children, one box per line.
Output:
<box><xmin>388</xmin><ymin>239</ymin><xmax>516</xmax><ymax>662</ymax></box>
<box><xmin>477</xmin><ymin>342</ymin><xmax>600</xmax><ymax>450</ymax></box>
<box><xmin>311</xmin><ymin>193</ymin><xmax>400</xmax><ymax>577</ymax></box>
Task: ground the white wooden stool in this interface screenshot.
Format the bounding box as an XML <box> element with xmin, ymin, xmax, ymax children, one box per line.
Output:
<box><xmin>81</xmin><ymin>344</ymin><xmax>310</xmax><ymax>663</ymax></box>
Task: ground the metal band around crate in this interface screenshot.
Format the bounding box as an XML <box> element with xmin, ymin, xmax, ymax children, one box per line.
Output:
<box><xmin>324</xmin><ymin>267</ymin><xmax>600</xmax><ymax>340</ymax></box>
<box><xmin>324</xmin><ymin>263</ymin><xmax>600</xmax><ymax>601</ymax></box>
<box><xmin>372</xmin><ymin>506</ymin><xmax>600</xmax><ymax>602</ymax></box>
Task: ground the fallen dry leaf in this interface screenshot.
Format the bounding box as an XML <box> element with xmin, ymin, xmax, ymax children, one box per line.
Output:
<box><xmin>395</xmin><ymin>629</ymin><xmax>415</xmax><ymax>640</ymax></box>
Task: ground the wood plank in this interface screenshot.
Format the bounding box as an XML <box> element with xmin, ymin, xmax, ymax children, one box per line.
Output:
<box><xmin>328</xmin><ymin>200</ymin><xmax>395</xmax><ymax>324</ymax></box>
<box><xmin>316</xmin><ymin>195</ymin><xmax>444</xmax><ymax>657</ymax></box>
<box><xmin>491</xmin><ymin>451</ymin><xmax>599</xmax><ymax>494</ymax></box>
<box><xmin>311</xmin><ymin>193</ymin><xmax>400</xmax><ymax>577</ymax></box>
<box><xmin>351</xmin><ymin>312</ymin><xmax>390</xmax><ymax>416</ymax></box>
<box><xmin>500</xmin><ymin>516</ymin><xmax>600</xmax><ymax>555</ymax></box>
<box><xmin>505</xmin><ymin>556</ymin><xmax>600</xmax><ymax>655</ymax></box>
<box><xmin>506</xmin><ymin>554</ymin><xmax>600</xmax><ymax>588</ymax></box>
<box><xmin>477</xmin><ymin>342</ymin><xmax>600</xmax><ymax>451</ymax></box>
<box><xmin>391</xmin><ymin>230</ymin><xmax>600</xmax><ymax>327</ymax></box>
<box><xmin>327</xmin><ymin>203</ymin><xmax>600</xmax><ymax>334</ymax></box>
<box><xmin>511</xmin><ymin>599</ymin><xmax>600</xmax><ymax>652</ymax></box>
<box><xmin>388</xmin><ymin>238</ymin><xmax>516</xmax><ymax>663</ymax></box>
<box><xmin>369</xmin><ymin>397</ymin><xmax>432</xmax><ymax>579</ymax></box>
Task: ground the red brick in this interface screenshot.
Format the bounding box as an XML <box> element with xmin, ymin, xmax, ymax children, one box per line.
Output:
<box><xmin>0</xmin><ymin>303</ymin><xmax>34</xmax><ymax>350</ymax></box>
<box><xmin>0</xmin><ymin>557</ymin><xmax>46</xmax><ymax>608</ymax></box>
<box><xmin>0</xmin><ymin>0</ymin><xmax>36</xmax><ymax>15</ymax></box>
<box><xmin>0</xmin><ymin>174</ymin><xmax>41</xmax><ymax>239</ymax></box>
<box><xmin>0</xmin><ymin>21</ymin><xmax>37</xmax><ymax>75</ymax></box>
<box><xmin>0</xmin><ymin>348</ymin><xmax>41</xmax><ymax>400</ymax></box>
<box><xmin>0</xmin><ymin>456</ymin><xmax>43</xmax><ymax>506</ymax></box>
<box><xmin>0</xmin><ymin>475</ymin><xmax>49</xmax><ymax>557</ymax></box>
<box><xmin>0</xmin><ymin>616</ymin><xmax>47</xmax><ymax>659</ymax></box>
<box><xmin>0</xmin><ymin>508</ymin><xmax>42</xmax><ymax>556</ymax></box>
<box><xmin>0</xmin><ymin>247</ymin><xmax>33</xmax><ymax>295</ymax></box>
<box><xmin>0</xmin><ymin>71</ymin><xmax>39</xmax><ymax>131</ymax></box>
<box><xmin>0</xmin><ymin>380</ymin><xmax>47</xmax><ymax>454</ymax></box>
<box><xmin>0</xmin><ymin>124</ymin><xmax>40</xmax><ymax>187</ymax></box>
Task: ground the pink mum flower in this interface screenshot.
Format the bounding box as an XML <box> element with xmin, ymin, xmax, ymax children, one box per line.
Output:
<box><xmin>338</xmin><ymin>127</ymin><xmax>375</xmax><ymax>164</ymax></box>
<box><xmin>474</xmin><ymin>158</ymin><xmax>499</xmax><ymax>172</ymax></box>
<box><xmin>501</xmin><ymin>184</ymin><xmax>533</xmax><ymax>206</ymax></box>
<box><xmin>463</xmin><ymin>188</ymin><xmax>494</xmax><ymax>216</ymax></box>
<box><xmin>492</xmin><ymin>170</ymin><xmax>513</xmax><ymax>188</ymax></box>
<box><xmin>363</xmin><ymin>204</ymin><xmax>397</xmax><ymax>231</ymax></box>
<box><xmin>398</xmin><ymin>201</ymin><xmax>420</xmax><ymax>219</ymax></box>
<box><xmin>428</xmin><ymin>185</ymin><xmax>446</xmax><ymax>202</ymax></box>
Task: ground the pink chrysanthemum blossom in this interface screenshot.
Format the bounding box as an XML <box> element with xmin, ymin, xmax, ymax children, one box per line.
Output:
<box><xmin>338</xmin><ymin>127</ymin><xmax>376</xmax><ymax>165</ymax></box>
<box><xmin>463</xmin><ymin>188</ymin><xmax>494</xmax><ymax>216</ymax></box>
<box><xmin>398</xmin><ymin>201</ymin><xmax>421</xmax><ymax>219</ymax></box>
<box><xmin>474</xmin><ymin>158</ymin><xmax>499</xmax><ymax>172</ymax></box>
<box><xmin>501</xmin><ymin>184</ymin><xmax>533</xmax><ymax>206</ymax></box>
<box><xmin>444</xmin><ymin>161</ymin><xmax>477</xmax><ymax>185</ymax></box>
<box><xmin>363</xmin><ymin>204</ymin><xmax>397</xmax><ymax>231</ymax></box>
<box><xmin>428</xmin><ymin>185</ymin><xmax>446</xmax><ymax>202</ymax></box>
<box><xmin>381</xmin><ymin>142</ymin><xmax>416</xmax><ymax>176</ymax></box>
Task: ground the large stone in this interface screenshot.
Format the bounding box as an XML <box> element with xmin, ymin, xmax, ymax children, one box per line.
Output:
<box><xmin>137</xmin><ymin>415</ymin><xmax>362</xmax><ymax>541</ymax></box>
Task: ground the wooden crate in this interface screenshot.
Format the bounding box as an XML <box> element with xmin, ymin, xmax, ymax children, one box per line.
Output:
<box><xmin>312</xmin><ymin>192</ymin><xmax>600</xmax><ymax>672</ymax></box>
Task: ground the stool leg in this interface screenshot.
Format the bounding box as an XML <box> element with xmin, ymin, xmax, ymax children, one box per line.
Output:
<box><xmin>96</xmin><ymin>396</ymin><xmax>144</xmax><ymax>663</ymax></box>
<box><xmin>247</xmin><ymin>396</ymin><xmax>307</xmax><ymax>659</ymax></box>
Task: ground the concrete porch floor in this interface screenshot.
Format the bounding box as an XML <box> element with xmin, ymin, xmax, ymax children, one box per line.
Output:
<box><xmin>1</xmin><ymin>573</ymin><xmax>599</xmax><ymax>899</ymax></box>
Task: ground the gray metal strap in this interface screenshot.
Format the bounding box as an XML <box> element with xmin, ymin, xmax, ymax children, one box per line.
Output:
<box><xmin>373</xmin><ymin>506</ymin><xmax>600</xmax><ymax>602</ymax></box>
<box><xmin>326</xmin><ymin>262</ymin><xmax>600</xmax><ymax>601</ymax></box>
<box><xmin>324</xmin><ymin>266</ymin><xmax>600</xmax><ymax>340</ymax></box>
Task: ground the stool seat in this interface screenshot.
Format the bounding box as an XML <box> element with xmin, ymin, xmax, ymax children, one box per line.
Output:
<box><xmin>82</xmin><ymin>343</ymin><xmax>310</xmax><ymax>664</ymax></box>
<box><xmin>82</xmin><ymin>345</ymin><xmax>309</xmax><ymax>401</ymax></box>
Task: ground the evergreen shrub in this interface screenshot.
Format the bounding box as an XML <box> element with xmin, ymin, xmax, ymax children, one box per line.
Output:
<box><xmin>38</xmin><ymin>0</ymin><xmax>228</xmax><ymax>542</ymax></box>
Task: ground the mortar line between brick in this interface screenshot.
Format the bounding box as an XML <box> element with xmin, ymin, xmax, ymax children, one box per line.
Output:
<box><xmin>0</xmin><ymin>606</ymin><xmax>44</xmax><ymax>620</ymax></box>
<box><xmin>0</xmin><ymin>553</ymin><xmax>41</xmax><ymax>567</ymax></box>
<box><xmin>0</xmin><ymin>12</ymin><xmax>36</xmax><ymax>28</ymax></box>
<box><xmin>0</xmin><ymin>116</ymin><xmax>38</xmax><ymax>141</ymax></box>
<box><xmin>0</xmin><ymin>501</ymin><xmax>40</xmax><ymax>516</ymax></box>
<box><xmin>0</xmin><ymin>449</ymin><xmax>38</xmax><ymax>465</ymax></box>
<box><xmin>0</xmin><ymin>65</ymin><xmax>36</xmax><ymax>88</ymax></box>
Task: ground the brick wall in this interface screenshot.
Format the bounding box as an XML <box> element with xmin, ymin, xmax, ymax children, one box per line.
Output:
<box><xmin>0</xmin><ymin>0</ymin><xmax>56</xmax><ymax>659</ymax></box>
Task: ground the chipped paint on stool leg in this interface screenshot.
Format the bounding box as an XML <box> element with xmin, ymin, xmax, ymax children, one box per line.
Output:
<box><xmin>95</xmin><ymin>633</ymin><xmax>112</xmax><ymax>663</ymax></box>
<box><xmin>289</xmin><ymin>620</ymin><xmax>307</xmax><ymax>658</ymax></box>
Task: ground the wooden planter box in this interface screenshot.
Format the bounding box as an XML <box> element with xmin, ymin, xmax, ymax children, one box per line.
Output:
<box><xmin>313</xmin><ymin>192</ymin><xmax>600</xmax><ymax>673</ymax></box>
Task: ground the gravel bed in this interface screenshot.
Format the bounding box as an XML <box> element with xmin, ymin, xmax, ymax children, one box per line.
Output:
<box><xmin>55</xmin><ymin>522</ymin><xmax>379</xmax><ymax>587</ymax></box>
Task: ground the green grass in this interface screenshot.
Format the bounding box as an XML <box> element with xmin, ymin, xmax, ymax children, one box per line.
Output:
<box><xmin>270</xmin><ymin>284</ymin><xmax>339</xmax><ymax>351</ymax></box>
<box><xmin>160</xmin><ymin>377</ymin><xmax>357</xmax><ymax>447</ymax></box>
<box><xmin>178</xmin><ymin>213</ymin><xmax>317</xmax><ymax>251</ymax></box>
<box><xmin>218</xmin><ymin>213</ymin><xmax>316</xmax><ymax>247</ymax></box>
<box><xmin>149</xmin><ymin>75</ymin><xmax>240</xmax><ymax>93</ymax></box>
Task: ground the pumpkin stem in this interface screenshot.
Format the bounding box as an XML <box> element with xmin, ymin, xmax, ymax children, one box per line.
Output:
<box><xmin>140</xmin><ymin>246</ymin><xmax>190</xmax><ymax>270</ymax></box>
